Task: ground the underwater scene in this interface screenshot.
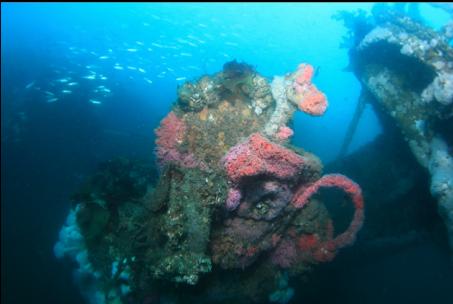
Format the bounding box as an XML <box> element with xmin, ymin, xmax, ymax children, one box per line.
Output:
<box><xmin>2</xmin><ymin>2</ymin><xmax>453</xmax><ymax>304</ymax></box>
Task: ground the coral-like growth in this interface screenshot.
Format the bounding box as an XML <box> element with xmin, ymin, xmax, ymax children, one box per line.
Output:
<box><xmin>269</xmin><ymin>173</ymin><xmax>365</xmax><ymax>269</ymax></box>
<box><xmin>155</xmin><ymin>111</ymin><xmax>203</xmax><ymax>169</ymax></box>
<box><xmin>265</xmin><ymin>64</ymin><xmax>328</xmax><ymax>139</ymax></box>
<box><xmin>155</xmin><ymin>111</ymin><xmax>186</xmax><ymax>151</ymax></box>
<box><xmin>223</xmin><ymin>59</ymin><xmax>256</xmax><ymax>79</ymax></box>
<box><xmin>222</xmin><ymin>132</ymin><xmax>306</xmax><ymax>185</ymax></box>
<box><xmin>178</xmin><ymin>76</ymin><xmax>221</xmax><ymax>112</ymax></box>
<box><xmin>270</xmin><ymin>218</ymin><xmax>338</xmax><ymax>268</ymax></box>
<box><xmin>297</xmin><ymin>86</ymin><xmax>329</xmax><ymax>116</ymax></box>
<box><xmin>292</xmin><ymin>174</ymin><xmax>365</xmax><ymax>248</ymax></box>
<box><xmin>222</xmin><ymin>132</ymin><xmax>307</xmax><ymax>210</ymax></box>
<box><xmin>275</xmin><ymin>126</ymin><xmax>294</xmax><ymax>141</ymax></box>
<box><xmin>296</xmin><ymin>221</ymin><xmax>337</xmax><ymax>263</ymax></box>
<box><xmin>216</xmin><ymin>133</ymin><xmax>362</xmax><ymax>271</ymax></box>
<box><xmin>289</xmin><ymin>63</ymin><xmax>328</xmax><ymax>116</ymax></box>
<box><xmin>295</xmin><ymin>64</ymin><xmax>315</xmax><ymax>85</ymax></box>
<box><xmin>226</xmin><ymin>187</ymin><xmax>242</xmax><ymax>211</ymax></box>
<box><xmin>297</xmin><ymin>234</ymin><xmax>320</xmax><ymax>251</ymax></box>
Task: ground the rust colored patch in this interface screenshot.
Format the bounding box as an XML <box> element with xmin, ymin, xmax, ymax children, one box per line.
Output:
<box><xmin>199</xmin><ymin>107</ymin><xmax>209</xmax><ymax>121</ymax></box>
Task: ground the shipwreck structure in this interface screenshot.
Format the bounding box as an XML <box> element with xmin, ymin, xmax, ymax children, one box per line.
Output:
<box><xmin>55</xmin><ymin>60</ymin><xmax>365</xmax><ymax>304</ymax></box>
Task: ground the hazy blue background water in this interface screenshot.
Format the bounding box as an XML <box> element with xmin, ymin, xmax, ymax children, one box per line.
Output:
<box><xmin>2</xmin><ymin>3</ymin><xmax>452</xmax><ymax>304</ymax></box>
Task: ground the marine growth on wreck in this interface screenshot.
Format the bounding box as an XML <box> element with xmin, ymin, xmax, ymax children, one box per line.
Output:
<box><xmin>54</xmin><ymin>60</ymin><xmax>365</xmax><ymax>304</ymax></box>
<box><xmin>335</xmin><ymin>5</ymin><xmax>453</xmax><ymax>255</ymax></box>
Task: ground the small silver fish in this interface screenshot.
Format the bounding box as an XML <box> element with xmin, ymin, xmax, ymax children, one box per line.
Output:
<box><xmin>25</xmin><ymin>81</ymin><xmax>35</xmax><ymax>89</ymax></box>
<box><xmin>57</xmin><ymin>78</ymin><xmax>69</xmax><ymax>83</ymax></box>
<box><xmin>97</xmin><ymin>86</ymin><xmax>111</xmax><ymax>93</ymax></box>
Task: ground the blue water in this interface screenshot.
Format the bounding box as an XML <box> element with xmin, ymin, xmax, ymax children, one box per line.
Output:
<box><xmin>2</xmin><ymin>3</ymin><xmax>452</xmax><ymax>304</ymax></box>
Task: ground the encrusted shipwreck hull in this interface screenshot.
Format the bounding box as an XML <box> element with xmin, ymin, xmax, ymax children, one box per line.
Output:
<box><xmin>347</xmin><ymin>10</ymin><xmax>453</xmax><ymax>255</ymax></box>
<box><xmin>55</xmin><ymin>61</ymin><xmax>364</xmax><ymax>304</ymax></box>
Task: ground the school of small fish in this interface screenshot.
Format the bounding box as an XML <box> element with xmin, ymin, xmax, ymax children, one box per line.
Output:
<box><xmin>24</xmin><ymin>13</ymin><xmax>248</xmax><ymax>106</ymax></box>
